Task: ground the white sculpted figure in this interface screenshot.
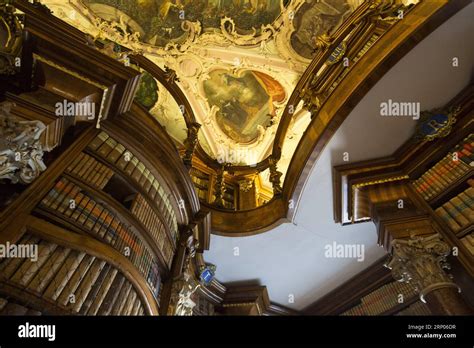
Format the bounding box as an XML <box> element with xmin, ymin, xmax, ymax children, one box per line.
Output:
<box><xmin>0</xmin><ymin>102</ymin><xmax>47</xmax><ymax>184</ymax></box>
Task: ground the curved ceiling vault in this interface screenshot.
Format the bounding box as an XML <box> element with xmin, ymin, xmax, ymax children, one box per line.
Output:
<box><xmin>204</xmin><ymin>3</ymin><xmax>474</xmax><ymax>310</ymax></box>
<box><xmin>39</xmin><ymin>0</ymin><xmax>474</xmax><ymax>308</ymax></box>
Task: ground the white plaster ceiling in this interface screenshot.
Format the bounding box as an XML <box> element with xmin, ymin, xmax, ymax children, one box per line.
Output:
<box><xmin>204</xmin><ymin>3</ymin><xmax>474</xmax><ymax>311</ymax></box>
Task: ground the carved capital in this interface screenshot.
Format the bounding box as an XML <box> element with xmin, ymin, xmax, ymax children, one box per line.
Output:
<box><xmin>385</xmin><ymin>234</ymin><xmax>459</xmax><ymax>302</ymax></box>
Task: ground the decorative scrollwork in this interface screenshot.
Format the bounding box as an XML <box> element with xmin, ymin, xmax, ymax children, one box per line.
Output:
<box><xmin>220</xmin><ymin>16</ymin><xmax>276</xmax><ymax>46</ymax></box>
<box><xmin>0</xmin><ymin>102</ymin><xmax>48</xmax><ymax>184</ymax></box>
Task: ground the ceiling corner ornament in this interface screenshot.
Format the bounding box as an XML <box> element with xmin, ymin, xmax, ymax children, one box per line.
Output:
<box><xmin>385</xmin><ymin>234</ymin><xmax>460</xmax><ymax>303</ymax></box>
<box><xmin>415</xmin><ymin>106</ymin><xmax>459</xmax><ymax>142</ymax></box>
<box><xmin>314</xmin><ymin>33</ymin><xmax>334</xmax><ymax>51</ymax></box>
<box><xmin>238</xmin><ymin>179</ymin><xmax>254</xmax><ymax>193</ymax></box>
<box><xmin>220</xmin><ymin>16</ymin><xmax>276</xmax><ymax>46</ymax></box>
<box><xmin>0</xmin><ymin>0</ymin><xmax>24</xmax><ymax>76</ymax></box>
<box><xmin>0</xmin><ymin>102</ymin><xmax>48</xmax><ymax>184</ymax></box>
<box><xmin>163</xmin><ymin>66</ymin><xmax>179</xmax><ymax>84</ymax></box>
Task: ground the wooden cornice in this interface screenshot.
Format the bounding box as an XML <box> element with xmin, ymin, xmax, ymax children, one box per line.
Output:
<box><xmin>14</xmin><ymin>0</ymin><xmax>141</xmax><ymax>120</ymax></box>
<box><xmin>303</xmin><ymin>256</ymin><xmax>391</xmax><ymax>315</ymax></box>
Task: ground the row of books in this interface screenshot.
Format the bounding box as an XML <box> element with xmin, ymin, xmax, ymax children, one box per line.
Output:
<box><xmin>342</xmin><ymin>281</ymin><xmax>417</xmax><ymax>316</ymax></box>
<box><xmin>88</xmin><ymin>131</ymin><xmax>178</xmax><ymax>239</ymax></box>
<box><xmin>39</xmin><ymin>177</ymin><xmax>161</xmax><ymax>295</ymax></box>
<box><xmin>461</xmin><ymin>233</ymin><xmax>474</xmax><ymax>255</ymax></box>
<box><xmin>0</xmin><ymin>233</ymin><xmax>147</xmax><ymax>315</ymax></box>
<box><xmin>0</xmin><ymin>297</ymin><xmax>41</xmax><ymax>316</ymax></box>
<box><xmin>66</xmin><ymin>152</ymin><xmax>114</xmax><ymax>190</ymax></box>
<box><xmin>131</xmin><ymin>194</ymin><xmax>174</xmax><ymax>267</ymax></box>
<box><xmin>396</xmin><ymin>301</ymin><xmax>432</xmax><ymax>316</ymax></box>
<box><xmin>413</xmin><ymin>135</ymin><xmax>473</xmax><ymax>200</ymax></box>
<box><xmin>435</xmin><ymin>187</ymin><xmax>474</xmax><ymax>233</ymax></box>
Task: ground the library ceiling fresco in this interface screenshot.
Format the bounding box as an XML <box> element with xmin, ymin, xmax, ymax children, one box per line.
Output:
<box><xmin>40</xmin><ymin>0</ymin><xmax>361</xmax><ymax>186</ymax></box>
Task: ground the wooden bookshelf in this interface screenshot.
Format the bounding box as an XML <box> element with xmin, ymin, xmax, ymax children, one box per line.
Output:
<box><xmin>34</xmin><ymin>175</ymin><xmax>165</xmax><ymax>298</ymax></box>
<box><xmin>85</xmin><ymin>132</ymin><xmax>177</xmax><ymax>245</ymax></box>
<box><xmin>83</xmin><ymin>148</ymin><xmax>177</xmax><ymax>249</ymax></box>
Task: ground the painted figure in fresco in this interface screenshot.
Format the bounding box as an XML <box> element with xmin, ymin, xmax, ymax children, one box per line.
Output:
<box><xmin>85</xmin><ymin>0</ymin><xmax>281</xmax><ymax>45</ymax></box>
<box><xmin>203</xmin><ymin>70</ymin><xmax>285</xmax><ymax>144</ymax></box>
<box><xmin>292</xmin><ymin>0</ymin><xmax>353</xmax><ymax>58</ymax></box>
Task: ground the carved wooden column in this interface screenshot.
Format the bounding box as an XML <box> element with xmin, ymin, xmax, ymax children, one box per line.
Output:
<box><xmin>160</xmin><ymin>224</ymin><xmax>201</xmax><ymax>316</ymax></box>
<box><xmin>213</xmin><ymin>164</ymin><xmax>227</xmax><ymax>208</ymax></box>
<box><xmin>386</xmin><ymin>234</ymin><xmax>473</xmax><ymax>315</ymax></box>
<box><xmin>182</xmin><ymin>122</ymin><xmax>201</xmax><ymax>168</ymax></box>
<box><xmin>268</xmin><ymin>157</ymin><xmax>282</xmax><ymax>197</ymax></box>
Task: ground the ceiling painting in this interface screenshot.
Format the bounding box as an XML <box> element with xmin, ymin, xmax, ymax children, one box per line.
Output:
<box><xmin>291</xmin><ymin>0</ymin><xmax>357</xmax><ymax>59</ymax></box>
<box><xmin>203</xmin><ymin>69</ymin><xmax>285</xmax><ymax>144</ymax></box>
<box><xmin>40</xmin><ymin>0</ymin><xmax>365</xmax><ymax>190</ymax></box>
<box><xmin>83</xmin><ymin>0</ymin><xmax>283</xmax><ymax>46</ymax></box>
<box><xmin>134</xmin><ymin>71</ymin><xmax>159</xmax><ymax>110</ymax></box>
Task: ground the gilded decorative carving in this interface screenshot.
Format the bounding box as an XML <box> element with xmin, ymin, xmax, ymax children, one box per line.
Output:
<box><xmin>385</xmin><ymin>234</ymin><xmax>460</xmax><ymax>303</ymax></box>
<box><xmin>0</xmin><ymin>0</ymin><xmax>23</xmax><ymax>75</ymax></box>
<box><xmin>268</xmin><ymin>157</ymin><xmax>283</xmax><ymax>196</ymax></box>
<box><xmin>213</xmin><ymin>164</ymin><xmax>228</xmax><ymax>208</ymax></box>
<box><xmin>183</xmin><ymin>122</ymin><xmax>201</xmax><ymax>167</ymax></box>
<box><xmin>0</xmin><ymin>102</ymin><xmax>48</xmax><ymax>184</ymax></box>
<box><xmin>163</xmin><ymin>66</ymin><xmax>179</xmax><ymax>84</ymax></box>
<box><xmin>238</xmin><ymin>179</ymin><xmax>253</xmax><ymax>193</ymax></box>
<box><xmin>415</xmin><ymin>106</ymin><xmax>459</xmax><ymax>142</ymax></box>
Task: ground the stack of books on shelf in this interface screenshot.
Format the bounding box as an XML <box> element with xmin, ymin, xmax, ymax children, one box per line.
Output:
<box><xmin>0</xmin><ymin>233</ymin><xmax>148</xmax><ymax>315</ymax></box>
<box><xmin>38</xmin><ymin>177</ymin><xmax>162</xmax><ymax>296</ymax></box>
<box><xmin>435</xmin><ymin>187</ymin><xmax>474</xmax><ymax>233</ymax></box>
<box><xmin>131</xmin><ymin>194</ymin><xmax>174</xmax><ymax>265</ymax></box>
<box><xmin>223</xmin><ymin>184</ymin><xmax>235</xmax><ymax>210</ymax></box>
<box><xmin>342</xmin><ymin>281</ymin><xmax>417</xmax><ymax>316</ymax></box>
<box><xmin>66</xmin><ymin>152</ymin><xmax>114</xmax><ymax>190</ymax></box>
<box><xmin>88</xmin><ymin>132</ymin><xmax>178</xmax><ymax>239</ymax></box>
<box><xmin>460</xmin><ymin>233</ymin><xmax>474</xmax><ymax>255</ymax></box>
<box><xmin>413</xmin><ymin>134</ymin><xmax>473</xmax><ymax>201</ymax></box>
<box><xmin>395</xmin><ymin>301</ymin><xmax>431</xmax><ymax>316</ymax></box>
<box><xmin>190</xmin><ymin>168</ymin><xmax>210</xmax><ymax>202</ymax></box>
